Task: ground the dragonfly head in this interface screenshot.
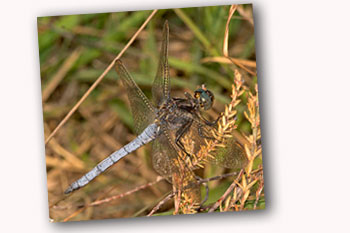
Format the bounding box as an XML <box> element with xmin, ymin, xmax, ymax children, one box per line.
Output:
<box><xmin>194</xmin><ymin>84</ymin><xmax>214</xmax><ymax>110</ymax></box>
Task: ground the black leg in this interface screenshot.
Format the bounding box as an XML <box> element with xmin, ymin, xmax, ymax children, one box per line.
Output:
<box><xmin>212</xmin><ymin>112</ymin><xmax>224</xmax><ymax>125</ymax></box>
<box><xmin>175</xmin><ymin>119</ymin><xmax>193</xmax><ymax>163</ymax></box>
<box><xmin>206</xmin><ymin>112</ymin><xmax>223</xmax><ymax>126</ymax></box>
<box><xmin>194</xmin><ymin>112</ymin><xmax>223</xmax><ymax>127</ymax></box>
<box><xmin>198</xmin><ymin>125</ymin><xmax>215</xmax><ymax>140</ymax></box>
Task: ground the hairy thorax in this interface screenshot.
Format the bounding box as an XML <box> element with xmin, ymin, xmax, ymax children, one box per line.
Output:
<box><xmin>156</xmin><ymin>98</ymin><xmax>194</xmax><ymax>131</ymax></box>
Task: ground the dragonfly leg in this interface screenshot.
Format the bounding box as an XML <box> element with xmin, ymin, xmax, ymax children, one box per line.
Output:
<box><xmin>194</xmin><ymin>111</ymin><xmax>223</xmax><ymax>127</ymax></box>
<box><xmin>206</xmin><ymin>112</ymin><xmax>223</xmax><ymax>126</ymax></box>
<box><xmin>175</xmin><ymin>119</ymin><xmax>194</xmax><ymax>165</ymax></box>
<box><xmin>198</xmin><ymin>125</ymin><xmax>215</xmax><ymax>140</ymax></box>
<box><xmin>212</xmin><ymin>112</ymin><xmax>224</xmax><ymax>125</ymax></box>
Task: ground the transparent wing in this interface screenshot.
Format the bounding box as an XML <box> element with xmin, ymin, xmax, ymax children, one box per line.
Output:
<box><xmin>210</xmin><ymin>132</ymin><xmax>248</xmax><ymax>170</ymax></box>
<box><xmin>115</xmin><ymin>60</ymin><xmax>156</xmax><ymax>134</ymax></box>
<box><xmin>181</xmin><ymin>117</ymin><xmax>247</xmax><ymax>170</ymax></box>
<box><xmin>152</xmin><ymin>125</ymin><xmax>181</xmax><ymax>178</ymax></box>
<box><xmin>152</xmin><ymin>21</ymin><xmax>170</xmax><ymax>107</ymax></box>
<box><xmin>183</xmin><ymin>118</ymin><xmax>215</xmax><ymax>157</ymax></box>
<box><xmin>152</xmin><ymin>125</ymin><xmax>200</xmax><ymax>203</ymax></box>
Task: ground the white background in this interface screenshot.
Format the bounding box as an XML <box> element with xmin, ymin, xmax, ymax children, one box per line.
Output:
<box><xmin>1</xmin><ymin>0</ymin><xmax>349</xmax><ymax>232</ymax></box>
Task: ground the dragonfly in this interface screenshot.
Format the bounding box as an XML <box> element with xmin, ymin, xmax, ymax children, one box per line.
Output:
<box><xmin>64</xmin><ymin>22</ymin><xmax>247</xmax><ymax>203</ymax></box>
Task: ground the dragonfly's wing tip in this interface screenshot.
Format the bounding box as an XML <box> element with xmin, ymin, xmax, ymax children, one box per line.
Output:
<box><xmin>115</xmin><ymin>59</ymin><xmax>126</xmax><ymax>74</ymax></box>
<box><xmin>115</xmin><ymin>59</ymin><xmax>123</xmax><ymax>66</ymax></box>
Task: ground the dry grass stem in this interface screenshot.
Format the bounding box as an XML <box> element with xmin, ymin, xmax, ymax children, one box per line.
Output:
<box><xmin>226</xmin><ymin>55</ymin><xmax>256</xmax><ymax>76</ymax></box>
<box><xmin>223</xmin><ymin>5</ymin><xmax>237</xmax><ymax>57</ymax></box>
<box><xmin>201</xmin><ymin>56</ymin><xmax>256</xmax><ymax>68</ymax></box>
<box><xmin>58</xmin><ymin>176</ymin><xmax>164</xmax><ymax>221</ymax></box>
<box><xmin>237</xmin><ymin>5</ymin><xmax>254</xmax><ymax>26</ymax></box>
<box><xmin>42</xmin><ymin>47</ymin><xmax>83</xmax><ymax>102</ymax></box>
<box><xmin>44</xmin><ymin>9</ymin><xmax>158</xmax><ymax>144</ymax></box>
<box><xmin>171</xmin><ymin>69</ymin><xmax>247</xmax><ymax>214</ymax></box>
<box><xmin>203</xmin><ymin>5</ymin><xmax>257</xmax><ymax>76</ymax></box>
<box><xmin>147</xmin><ymin>192</ymin><xmax>175</xmax><ymax>216</ymax></box>
<box><xmin>208</xmin><ymin>170</ymin><xmax>243</xmax><ymax>213</ymax></box>
<box><xmin>41</xmin><ymin>5</ymin><xmax>262</xmax><ymax>220</ymax></box>
<box><xmin>199</xmin><ymin>69</ymin><xmax>263</xmax><ymax>213</ymax></box>
<box><xmin>89</xmin><ymin>176</ymin><xmax>164</xmax><ymax>207</ymax></box>
<box><xmin>222</xmin><ymin>80</ymin><xmax>263</xmax><ymax>212</ymax></box>
<box><xmin>63</xmin><ymin>208</ymin><xmax>85</xmax><ymax>222</ymax></box>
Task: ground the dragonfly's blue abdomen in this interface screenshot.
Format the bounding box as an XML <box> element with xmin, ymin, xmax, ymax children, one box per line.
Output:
<box><xmin>64</xmin><ymin>123</ymin><xmax>159</xmax><ymax>194</ymax></box>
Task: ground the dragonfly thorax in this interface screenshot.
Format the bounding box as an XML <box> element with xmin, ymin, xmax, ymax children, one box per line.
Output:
<box><xmin>156</xmin><ymin>99</ymin><xmax>192</xmax><ymax>129</ymax></box>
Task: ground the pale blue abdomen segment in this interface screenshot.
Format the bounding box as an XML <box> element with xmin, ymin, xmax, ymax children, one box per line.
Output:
<box><xmin>64</xmin><ymin>123</ymin><xmax>158</xmax><ymax>194</ymax></box>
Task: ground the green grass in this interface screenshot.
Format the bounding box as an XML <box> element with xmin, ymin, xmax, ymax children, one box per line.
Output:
<box><xmin>39</xmin><ymin>4</ymin><xmax>261</xmax><ymax>221</ymax></box>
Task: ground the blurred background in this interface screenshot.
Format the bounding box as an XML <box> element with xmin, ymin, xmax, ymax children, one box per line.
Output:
<box><xmin>38</xmin><ymin>4</ymin><xmax>260</xmax><ymax>221</ymax></box>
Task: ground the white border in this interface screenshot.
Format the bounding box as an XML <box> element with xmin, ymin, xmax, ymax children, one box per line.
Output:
<box><xmin>1</xmin><ymin>0</ymin><xmax>350</xmax><ymax>232</ymax></box>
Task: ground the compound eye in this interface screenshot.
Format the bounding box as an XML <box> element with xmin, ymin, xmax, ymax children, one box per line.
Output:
<box><xmin>202</xmin><ymin>91</ymin><xmax>213</xmax><ymax>110</ymax></box>
<box><xmin>194</xmin><ymin>86</ymin><xmax>214</xmax><ymax>110</ymax></box>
